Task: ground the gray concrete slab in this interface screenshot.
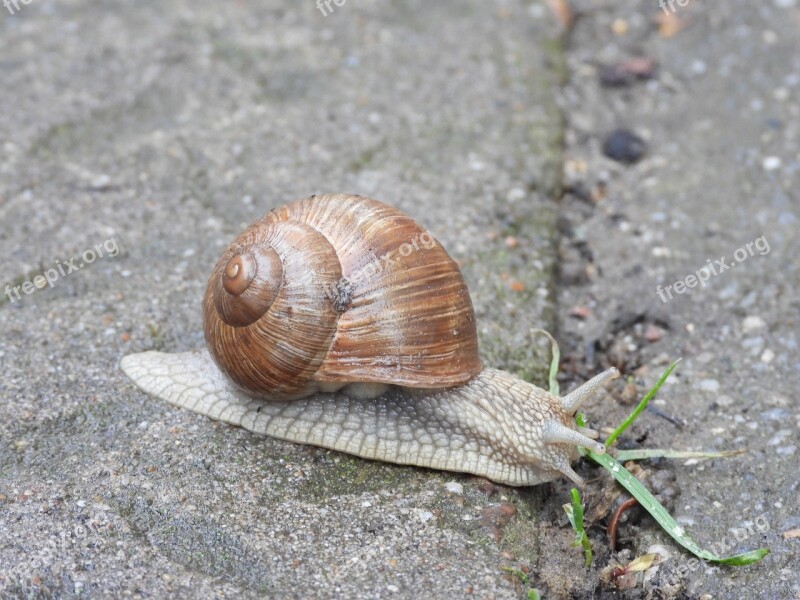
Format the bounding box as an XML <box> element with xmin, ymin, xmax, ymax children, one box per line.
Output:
<box><xmin>557</xmin><ymin>0</ymin><xmax>800</xmax><ymax>598</ymax></box>
<box><xmin>0</xmin><ymin>1</ymin><xmax>565</xmax><ymax>598</ymax></box>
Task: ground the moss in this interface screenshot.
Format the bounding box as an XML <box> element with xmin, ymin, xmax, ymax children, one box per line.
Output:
<box><xmin>474</xmin><ymin>202</ymin><xmax>560</xmax><ymax>386</ymax></box>
<box><xmin>346</xmin><ymin>138</ymin><xmax>388</xmax><ymax>173</ymax></box>
<box><xmin>496</xmin><ymin>489</ymin><xmax>549</xmax><ymax>561</ymax></box>
<box><xmin>114</xmin><ymin>494</ymin><xmax>276</xmax><ymax>592</ymax></box>
<box><xmin>144</xmin><ymin>320</ymin><xmax>170</xmax><ymax>351</ymax></box>
<box><xmin>297</xmin><ymin>453</ymin><xmax>424</xmax><ymax>503</ymax></box>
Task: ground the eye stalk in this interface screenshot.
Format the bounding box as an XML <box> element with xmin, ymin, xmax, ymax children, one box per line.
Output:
<box><xmin>559</xmin><ymin>367</ymin><xmax>620</xmax><ymax>415</ymax></box>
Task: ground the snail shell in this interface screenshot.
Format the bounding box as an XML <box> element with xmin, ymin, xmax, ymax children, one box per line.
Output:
<box><xmin>203</xmin><ymin>194</ymin><xmax>481</xmax><ymax>400</ymax></box>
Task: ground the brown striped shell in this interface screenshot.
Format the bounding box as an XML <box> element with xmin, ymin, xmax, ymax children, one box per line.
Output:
<box><xmin>203</xmin><ymin>194</ymin><xmax>482</xmax><ymax>401</ymax></box>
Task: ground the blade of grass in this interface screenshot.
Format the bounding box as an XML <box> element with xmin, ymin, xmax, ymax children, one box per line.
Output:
<box><xmin>613</xmin><ymin>448</ymin><xmax>746</xmax><ymax>461</ymax></box>
<box><xmin>579</xmin><ymin>439</ymin><xmax>768</xmax><ymax>565</ymax></box>
<box><xmin>541</xmin><ymin>334</ymin><xmax>768</xmax><ymax>568</ymax></box>
<box><xmin>564</xmin><ymin>488</ymin><xmax>592</xmax><ymax>566</ymax></box>
<box><xmin>589</xmin><ymin>359</ymin><xmax>767</xmax><ymax>563</ymax></box>
<box><xmin>500</xmin><ymin>566</ymin><xmax>530</xmax><ymax>585</ymax></box>
<box><xmin>500</xmin><ymin>566</ymin><xmax>542</xmax><ymax>599</ymax></box>
<box><xmin>532</xmin><ymin>329</ymin><xmax>560</xmax><ymax>396</ymax></box>
<box><xmin>604</xmin><ymin>359</ymin><xmax>680</xmax><ymax>448</ymax></box>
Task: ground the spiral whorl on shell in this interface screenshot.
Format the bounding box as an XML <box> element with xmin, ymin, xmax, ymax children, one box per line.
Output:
<box><xmin>203</xmin><ymin>194</ymin><xmax>482</xmax><ymax>401</ymax></box>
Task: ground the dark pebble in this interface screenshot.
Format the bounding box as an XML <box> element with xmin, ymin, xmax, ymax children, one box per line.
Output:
<box><xmin>603</xmin><ymin>129</ymin><xmax>647</xmax><ymax>164</ymax></box>
<box><xmin>598</xmin><ymin>57</ymin><xmax>658</xmax><ymax>87</ymax></box>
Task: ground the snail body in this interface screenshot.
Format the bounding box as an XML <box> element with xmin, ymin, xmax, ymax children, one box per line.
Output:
<box><xmin>121</xmin><ymin>194</ymin><xmax>617</xmax><ymax>486</ymax></box>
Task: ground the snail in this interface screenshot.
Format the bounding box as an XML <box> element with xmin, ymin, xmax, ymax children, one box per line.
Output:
<box><xmin>121</xmin><ymin>194</ymin><xmax>618</xmax><ymax>486</ymax></box>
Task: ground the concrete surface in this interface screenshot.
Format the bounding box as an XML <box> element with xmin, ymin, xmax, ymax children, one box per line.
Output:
<box><xmin>555</xmin><ymin>0</ymin><xmax>799</xmax><ymax>598</ymax></box>
<box><xmin>0</xmin><ymin>1</ymin><xmax>565</xmax><ymax>598</ymax></box>
<box><xmin>2</xmin><ymin>0</ymin><xmax>798</xmax><ymax>599</ymax></box>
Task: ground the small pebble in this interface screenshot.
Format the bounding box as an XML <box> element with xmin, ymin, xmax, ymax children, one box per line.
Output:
<box><xmin>644</xmin><ymin>324</ymin><xmax>664</xmax><ymax>342</ymax></box>
<box><xmin>652</xmin><ymin>246</ymin><xmax>672</xmax><ymax>257</ymax></box>
<box><xmin>418</xmin><ymin>510</ymin><xmax>434</xmax><ymax>523</ymax></box>
<box><xmin>762</xmin><ymin>156</ymin><xmax>782</xmax><ymax>171</ymax></box>
<box><xmin>742</xmin><ymin>336</ymin><xmax>765</xmax><ymax>356</ymax></box>
<box><xmin>742</xmin><ymin>315</ymin><xmax>766</xmax><ymax>333</ymax></box>
<box><xmin>614</xmin><ymin>571</ymin><xmax>637</xmax><ymax>590</ymax></box>
<box><xmin>761</xmin><ymin>408</ymin><xmax>790</xmax><ymax>421</ymax></box>
<box><xmin>477</xmin><ymin>480</ymin><xmax>498</xmax><ymax>495</ymax></box>
<box><xmin>619</xmin><ymin>382</ymin><xmax>638</xmax><ymax>405</ymax></box>
<box><xmin>603</xmin><ymin>129</ymin><xmax>647</xmax><ymax>164</ymax></box>
<box><xmin>761</xmin><ymin>349</ymin><xmax>775</xmax><ymax>363</ymax></box>
<box><xmin>697</xmin><ymin>379</ymin><xmax>720</xmax><ymax>393</ymax></box>
<box><xmin>611</xmin><ymin>18</ymin><xmax>629</xmax><ymax>35</ymax></box>
<box><xmin>89</xmin><ymin>174</ymin><xmax>112</xmax><ymax>190</ymax></box>
<box><xmin>715</xmin><ymin>395</ymin><xmax>734</xmax><ymax>407</ymax></box>
<box><xmin>569</xmin><ymin>305</ymin><xmax>591</xmax><ymax>319</ymax></box>
<box><xmin>598</xmin><ymin>57</ymin><xmax>657</xmax><ymax>87</ymax></box>
<box><xmin>479</xmin><ymin>502</ymin><xmax>517</xmax><ymax>541</ymax></box>
<box><xmin>444</xmin><ymin>481</ymin><xmax>464</xmax><ymax>495</ymax></box>
<box><xmin>768</xmin><ymin>430</ymin><xmax>792</xmax><ymax>445</ymax></box>
<box><xmin>646</xmin><ymin>544</ymin><xmax>672</xmax><ymax>563</ymax></box>
<box><xmin>691</xmin><ymin>59</ymin><xmax>707</xmax><ymax>75</ymax></box>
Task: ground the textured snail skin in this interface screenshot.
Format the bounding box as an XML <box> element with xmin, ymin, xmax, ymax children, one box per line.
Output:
<box><xmin>120</xmin><ymin>349</ymin><xmax>617</xmax><ymax>486</ymax></box>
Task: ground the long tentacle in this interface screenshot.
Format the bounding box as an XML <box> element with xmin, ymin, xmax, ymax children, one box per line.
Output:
<box><xmin>559</xmin><ymin>367</ymin><xmax>619</xmax><ymax>415</ymax></box>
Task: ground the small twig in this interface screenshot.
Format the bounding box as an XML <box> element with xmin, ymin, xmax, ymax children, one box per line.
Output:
<box><xmin>607</xmin><ymin>497</ymin><xmax>639</xmax><ymax>551</ymax></box>
<box><xmin>645</xmin><ymin>405</ymin><xmax>684</xmax><ymax>428</ymax></box>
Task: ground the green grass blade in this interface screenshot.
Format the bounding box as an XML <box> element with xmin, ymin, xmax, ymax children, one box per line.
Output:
<box><xmin>500</xmin><ymin>566</ymin><xmax>530</xmax><ymax>585</ymax></box>
<box><xmin>604</xmin><ymin>359</ymin><xmax>680</xmax><ymax>448</ymax></box>
<box><xmin>532</xmin><ymin>329</ymin><xmax>560</xmax><ymax>396</ymax></box>
<box><xmin>565</xmin><ymin>349</ymin><xmax>768</xmax><ymax>567</ymax></box>
<box><xmin>582</xmin><ymin>447</ymin><xmax>769</xmax><ymax>565</ymax></box>
<box><xmin>500</xmin><ymin>566</ymin><xmax>542</xmax><ymax>600</ymax></box>
<box><xmin>564</xmin><ymin>488</ymin><xmax>592</xmax><ymax>566</ymax></box>
<box><xmin>613</xmin><ymin>448</ymin><xmax>746</xmax><ymax>461</ymax></box>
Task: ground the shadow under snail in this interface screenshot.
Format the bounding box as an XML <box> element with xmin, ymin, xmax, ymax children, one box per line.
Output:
<box><xmin>121</xmin><ymin>194</ymin><xmax>618</xmax><ymax>486</ymax></box>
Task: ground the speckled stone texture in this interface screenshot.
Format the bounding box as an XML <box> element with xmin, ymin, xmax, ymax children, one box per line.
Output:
<box><xmin>556</xmin><ymin>1</ymin><xmax>800</xmax><ymax>598</ymax></box>
<box><xmin>0</xmin><ymin>1</ymin><xmax>564</xmax><ymax>598</ymax></box>
<box><xmin>6</xmin><ymin>0</ymin><xmax>796</xmax><ymax>598</ymax></box>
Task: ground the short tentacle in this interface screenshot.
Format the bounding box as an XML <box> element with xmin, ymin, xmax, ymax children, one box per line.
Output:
<box><xmin>577</xmin><ymin>425</ymin><xmax>600</xmax><ymax>439</ymax></box>
<box><xmin>559</xmin><ymin>367</ymin><xmax>620</xmax><ymax>415</ymax></box>
<box><xmin>542</xmin><ymin>421</ymin><xmax>606</xmax><ymax>455</ymax></box>
<box><xmin>553</xmin><ymin>456</ymin><xmax>585</xmax><ymax>487</ymax></box>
